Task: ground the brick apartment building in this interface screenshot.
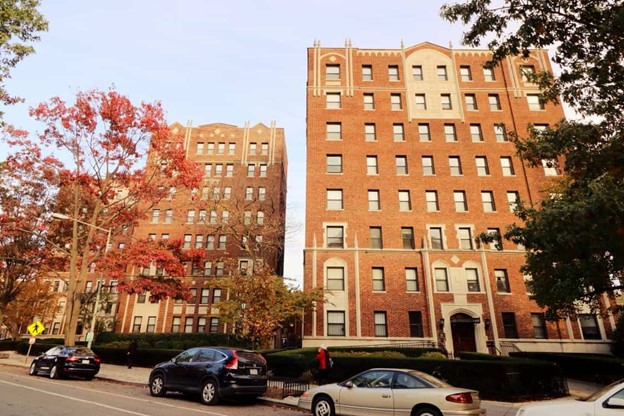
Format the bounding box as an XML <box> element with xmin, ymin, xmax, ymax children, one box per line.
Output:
<box><xmin>109</xmin><ymin>121</ymin><xmax>289</xmax><ymax>337</ymax></box>
<box><xmin>303</xmin><ymin>41</ymin><xmax>616</xmax><ymax>355</ymax></box>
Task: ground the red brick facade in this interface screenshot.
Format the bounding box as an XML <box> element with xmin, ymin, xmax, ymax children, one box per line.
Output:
<box><xmin>115</xmin><ymin>121</ymin><xmax>288</xmax><ymax>336</ymax></box>
<box><xmin>303</xmin><ymin>41</ymin><xmax>615</xmax><ymax>355</ymax></box>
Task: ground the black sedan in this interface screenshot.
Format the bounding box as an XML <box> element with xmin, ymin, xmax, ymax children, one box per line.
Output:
<box><xmin>29</xmin><ymin>346</ymin><xmax>101</xmax><ymax>380</ymax></box>
<box><xmin>149</xmin><ymin>347</ymin><xmax>268</xmax><ymax>405</ymax></box>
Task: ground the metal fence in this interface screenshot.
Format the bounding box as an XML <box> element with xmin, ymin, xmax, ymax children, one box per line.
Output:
<box><xmin>267</xmin><ymin>376</ymin><xmax>309</xmax><ymax>399</ymax></box>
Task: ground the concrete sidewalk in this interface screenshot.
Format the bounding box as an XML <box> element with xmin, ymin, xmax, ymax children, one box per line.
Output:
<box><xmin>0</xmin><ymin>351</ymin><xmax>604</xmax><ymax>413</ymax></box>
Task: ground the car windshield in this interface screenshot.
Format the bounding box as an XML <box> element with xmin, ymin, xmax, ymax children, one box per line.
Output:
<box><xmin>70</xmin><ymin>348</ymin><xmax>94</xmax><ymax>356</ymax></box>
<box><xmin>578</xmin><ymin>379</ymin><xmax>624</xmax><ymax>402</ymax></box>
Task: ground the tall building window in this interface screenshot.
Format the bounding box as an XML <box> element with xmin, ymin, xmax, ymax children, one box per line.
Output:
<box><xmin>502</xmin><ymin>312</ymin><xmax>519</xmax><ymax>338</ymax></box>
<box><xmin>460</xmin><ymin>65</ymin><xmax>472</xmax><ymax>81</ymax></box>
<box><xmin>196</xmin><ymin>142</ymin><xmax>204</xmax><ymax>154</ymax></box>
<box><xmin>228</xmin><ymin>142</ymin><xmax>236</xmax><ymax>154</ymax></box>
<box><xmin>465</xmin><ymin>94</ymin><xmax>478</xmax><ymax>110</ymax></box>
<box><xmin>259</xmin><ymin>164</ymin><xmax>267</xmax><ymax>177</ymax></box>
<box><xmin>494</xmin><ymin>124</ymin><xmax>507</xmax><ymax>142</ymax></box>
<box><xmin>248</xmin><ymin>142</ymin><xmax>257</xmax><ymax>155</ymax></box>
<box><xmin>327</xmin><ymin>311</ymin><xmax>346</xmax><ymax>336</ymax></box>
<box><xmin>217</xmin><ymin>142</ymin><xmax>225</xmax><ymax>154</ymax></box>
<box><xmin>405</xmin><ymin>268</ymin><xmax>419</xmax><ymax>292</ymax></box>
<box><xmin>207</xmin><ymin>143</ymin><xmax>215</xmax><ymax>154</ymax></box>
<box><xmin>422</xmin><ymin>156</ymin><xmax>435</xmax><ymax>175</ymax></box>
<box><xmin>225</xmin><ymin>164</ymin><xmax>234</xmax><ymax>177</ymax></box>
<box><xmin>434</xmin><ymin>268</ymin><xmax>449</xmax><ymax>291</ymax></box>
<box><xmin>532</xmin><ymin>313</ymin><xmax>548</xmax><ymax>339</ymax></box>
<box><xmin>495</xmin><ymin>269</ymin><xmax>511</xmax><ymax>293</ymax></box>
<box><xmin>326</xmin><ymin>92</ymin><xmax>341</xmax><ymax>109</ymax></box>
<box><xmin>247</xmin><ymin>164</ymin><xmax>255</xmax><ymax>177</ymax></box>
<box><xmin>391</xmin><ymin>94</ymin><xmax>402</xmax><ymax>110</ymax></box>
<box><xmin>326</xmin><ymin>226</ymin><xmax>344</xmax><ymax>248</ymax></box>
<box><xmin>527</xmin><ymin>94</ymin><xmax>544</xmax><ymax>110</ymax></box>
<box><xmin>368</xmin><ymin>189</ymin><xmax>380</xmax><ymax>210</ymax></box>
<box><xmin>501</xmin><ymin>157</ymin><xmax>515</xmax><ymax>176</ymax></box>
<box><xmin>542</xmin><ymin>159</ymin><xmax>561</xmax><ymax>176</ymax></box>
<box><xmin>393</xmin><ymin>123</ymin><xmax>405</xmax><ymax>141</ymax></box>
<box><xmin>326</xmin><ymin>154</ymin><xmax>342</xmax><ymax>173</ymax></box>
<box><xmin>579</xmin><ymin>314</ymin><xmax>601</xmax><ymax>339</ymax></box>
<box><xmin>363</xmin><ymin>93</ymin><xmax>375</xmax><ymax>110</ymax></box>
<box><xmin>370</xmin><ymin>227</ymin><xmax>383</xmax><ymax>249</ymax></box>
<box><xmin>327</xmin><ymin>267</ymin><xmax>345</xmax><ymax>290</ymax></box>
<box><xmin>418</xmin><ymin>123</ymin><xmax>431</xmax><ymax>141</ymax></box>
<box><xmin>401</xmin><ymin>227</ymin><xmax>415</xmax><ymax>249</ymax></box>
<box><xmin>258</xmin><ymin>187</ymin><xmax>266</xmax><ymax>201</ymax></box>
<box><xmin>209</xmin><ymin>318</ymin><xmax>219</xmax><ymax>333</ymax></box>
<box><xmin>440</xmin><ymin>94</ymin><xmax>452</xmax><ymax>110</ymax></box>
<box><xmin>326</xmin><ymin>64</ymin><xmax>340</xmax><ymax>80</ymax></box>
<box><xmin>184</xmin><ymin>317</ymin><xmax>194</xmax><ymax>333</ymax></box>
<box><xmin>395</xmin><ymin>156</ymin><xmax>408</xmax><ymax>175</ymax></box>
<box><xmin>488</xmin><ymin>227</ymin><xmax>503</xmax><ymax>250</ymax></box>
<box><xmin>372</xmin><ymin>267</ymin><xmax>385</xmax><ymax>291</ymax></box>
<box><xmin>183</xmin><ymin>234</ymin><xmax>192</xmax><ymax>249</ymax></box>
<box><xmin>213</xmin><ymin>288</ymin><xmax>222</xmax><ymax>302</ymax></box>
<box><xmin>171</xmin><ymin>317</ymin><xmax>181</xmax><ymax>332</ymax></box>
<box><xmin>507</xmin><ymin>191</ymin><xmax>520</xmax><ymax>212</ymax></box>
<box><xmin>374</xmin><ymin>312</ymin><xmax>388</xmax><ymax>337</ymax></box>
<box><xmin>365</xmin><ymin>123</ymin><xmax>376</xmax><ymax>141</ymax></box>
<box><xmin>429</xmin><ymin>227</ymin><xmax>444</xmax><ymax>249</ymax></box>
<box><xmin>256</xmin><ymin>211</ymin><xmax>264</xmax><ymax>225</ymax></box>
<box><xmin>458</xmin><ymin>227</ymin><xmax>473</xmax><ymax>249</ymax></box>
<box><xmin>132</xmin><ymin>316</ymin><xmax>142</xmax><ymax>333</ymax></box>
<box><xmin>483</xmin><ymin>67</ymin><xmax>495</xmax><ymax>81</ymax></box>
<box><xmin>204</xmin><ymin>163</ymin><xmax>212</xmax><ymax>177</ymax></box>
<box><xmin>449</xmin><ymin>156</ymin><xmax>462</xmax><ymax>176</ymax></box>
<box><xmin>409</xmin><ymin>311</ymin><xmax>424</xmax><ymax>337</ymax></box>
<box><xmin>426</xmin><ymin>190</ymin><xmax>439</xmax><ymax>211</ymax></box>
<box><xmin>195</xmin><ymin>234</ymin><xmax>204</xmax><ymax>249</ymax></box>
<box><xmin>260</xmin><ymin>142</ymin><xmax>269</xmax><ymax>155</ymax></box>
<box><xmin>388</xmin><ymin>65</ymin><xmax>399</xmax><ymax>81</ymax></box>
<box><xmin>164</xmin><ymin>209</ymin><xmax>173</xmax><ymax>224</ymax></box>
<box><xmin>415</xmin><ymin>94</ymin><xmax>427</xmax><ymax>109</ymax></box>
<box><xmin>466</xmin><ymin>268</ymin><xmax>480</xmax><ymax>292</ymax></box>
<box><xmin>206</xmin><ymin>235</ymin><xmax>215</xmax><ymax>249</ymax></box>
<box><xmin>488</xmin><ymin>94</ymin><xmax>502</xmax><ymax>110</ymax></box>
<box><xmin>454</xmin><ymin>191</ymin><xmax>468</xmax><ymax>212</ymax></box>
<box><xmin>481</xmin><ymin>191</ymin><xmax>496</xmax><ymax>212</ymax></box>
<box><xmin>520</xmin><ymin>65</ymin><xmax>536</xmax><ymax>82</ymax></box>
<box><xmin>444</xmin><ymin>124</ymin><xmax>457</xmax><ymax>142</ymax></box>
<box><xmin>245</xmin><ymin>186</ymin><xmax>253</xmax><ymax>200</ymax></box>
<box><xmin>327</xmin><ymin>189</ymin><xmax>343</xmax><ymax>210</ymax></box>
<box><xmin>366</xmin><ymin>156</ymin><xmax>378</xmax><ymax>175</ymax></box>
<box><xmin>412</xmin><ymin>65</ymin><xmax>423</xmax><ymax>80</ymax></box>
<box><xmin>362</xmin><ymin>65</ymin><xmax>373</xmax><ymax>81</ymax></box>
<box><xmin>470</xmin><ymin>124</ymin><xmax>483</xmax><ymax>142</ymax></box>
<box><xmin>475</xmin><ymin>156</ymin><xmax>490</xmax><ymax>176</ymax></box>
<box><xmin>200</xmin><ymin>288</ymin><xmax>210</xmax><ymax>304</ymax></box>
<box><xmin>151</xmin><ymin>209</ymin><xmax>160</xmax><ymax>223</ymax></box>
<box><xmin>436</xmin><ymin>65</ymin><xmax>448</xmax><ymax>80</ymax></box>
<box><xmin>218</xmin><ymin>235</ymin><xmax>227</xmax><ymax>250</ymax></box>
<box><xmin>398</xmin><ymin>190</ymin><xmax>411</xmax><ymax>211</ymax></box>
<box><xmin>326</xmin><ymin>122</ymin><xmax>342</xmax><ymax>140</ymax></box>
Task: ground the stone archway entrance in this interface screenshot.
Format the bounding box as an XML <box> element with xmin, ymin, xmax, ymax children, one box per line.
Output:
<box><xmin>451</xmin><ymin>313</ymin><xmax>478</xmax><ymax>354</ymax></box>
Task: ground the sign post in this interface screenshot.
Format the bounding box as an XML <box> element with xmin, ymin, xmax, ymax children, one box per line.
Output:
<box><xmin>25</xmin><ymin>321</ymin><xmax>45</xmax><ymax>364</ymax></box>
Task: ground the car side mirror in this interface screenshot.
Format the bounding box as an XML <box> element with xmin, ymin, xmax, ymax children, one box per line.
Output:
<box><xmin>344</xmin><ymin>381</ymin><xmax>354</xmax><ymax>388</ymax></box>
<box><xmin>604</xmin><ymin>397</ymin><xmax>624</xmax><ymax>409</ymax></box>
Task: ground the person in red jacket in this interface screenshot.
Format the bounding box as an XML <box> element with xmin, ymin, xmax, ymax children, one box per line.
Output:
<box><xmin>316</xmin><ymin>345</ymin><xmax>332</xmax><ymax>385</ymax></box>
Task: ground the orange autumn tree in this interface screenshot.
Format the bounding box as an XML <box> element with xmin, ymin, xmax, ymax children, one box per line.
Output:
<box><xmin>3</xmin><ymin>88</ymin><xmax>203</xmax><ymax>345</ymax></box>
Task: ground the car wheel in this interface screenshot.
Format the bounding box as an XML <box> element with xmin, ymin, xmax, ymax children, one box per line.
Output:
<box><xmin>29</xmin><ymin>362</ymin><xmax>38</xmax><ymax>376</ymax></box>
<box><xmin>312</xmin><ymin>395</ymin><xmax>335</xmax><ymax>416</ymax></box>
<box><xmin>149</xmin><ymin>373</ymin><xmax>167</xmax><ymax>397</ymax></box>
<box><xmin>413</xmin><ymin>406</ymin><xmax>442</xmax><ymax>416</ymax></box>
<box><xmin>49</xmin><ymin>365</ymin><xmax>60</xmax><ymax>379</ymax></box>
<box><xmin>200</xmin><ymin>379</ymin><xmax>219</xmax><ymax>405</ymax></box>
<box><xmin>84</xmin><ymin>374</ymin><xmax>95</xmax><ymax>381</ymax></box>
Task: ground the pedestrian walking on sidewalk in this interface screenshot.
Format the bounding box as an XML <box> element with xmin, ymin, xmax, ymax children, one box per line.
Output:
<box><xmin>316</xmin><ymin>345</ymin><xmax>332</xmax><ymax>385</ymax></box>
<box><xmin>127</xmin><ymin>338</ymin><xmax>138</xmax><ymax>369</ymax></box>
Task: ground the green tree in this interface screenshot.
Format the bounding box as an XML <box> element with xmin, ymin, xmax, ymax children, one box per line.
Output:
<box><xmin>442</xmin><ymin>1</ymin><xmax>624</xmax><ymax>317</ymax></box>
<box><xmin>0</xmin><ymin>0</ymin><xmax>48</xmax><ymax>119</ymax></box>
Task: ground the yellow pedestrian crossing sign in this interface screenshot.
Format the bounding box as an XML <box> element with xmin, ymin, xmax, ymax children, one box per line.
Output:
<box><xmin>27</xmin><ymin>321</ymin><xmax>45</xmax><ymax>336</ymax></box>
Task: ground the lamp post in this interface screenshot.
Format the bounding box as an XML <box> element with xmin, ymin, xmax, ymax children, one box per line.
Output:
<box><xmin>50</xmin><ymin>213</ymin><xmax>111</xmax><ymax>348</ymax></box>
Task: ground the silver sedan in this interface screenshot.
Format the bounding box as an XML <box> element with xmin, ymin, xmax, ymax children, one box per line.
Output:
<box><xmin>298</xmin><ymin>368</ymin><xmax>486</xmax><ymax>416</ymax></box>
<box><xmin>515</xmin><ymin>379</ymin><xmax>624</xmax><ymax>416</ymax></box>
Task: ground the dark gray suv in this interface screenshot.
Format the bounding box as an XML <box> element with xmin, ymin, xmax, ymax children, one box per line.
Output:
<box><xmin>148</xmin><ymin>347</ymin><xmax>268</xmax><ymax>405</ymax></box>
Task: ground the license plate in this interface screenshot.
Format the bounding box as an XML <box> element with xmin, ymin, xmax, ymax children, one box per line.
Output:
<box><xmin>249</xmin><ymin>368</ymin><xmax>258</xmax><ymax>375</ymax></box>
<box><xmin>82</xmin><ymin>359</ymin><xmax>89</xmax><ymax>364</ymax></box>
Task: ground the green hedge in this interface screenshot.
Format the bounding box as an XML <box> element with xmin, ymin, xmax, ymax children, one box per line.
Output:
<box><xmin>95</xmin><ymin>332</ymin><xmax>252</xmax><ymax>350</ymax></box>
<box><xmin>0</xmin><ymin>340</ymin><xmax>18</xmax><ymax>351</ymax></box>
<box><xmin>510</xmin><ymin>352</ymin><xmax>624</xmax><ymax>384</ymax></box>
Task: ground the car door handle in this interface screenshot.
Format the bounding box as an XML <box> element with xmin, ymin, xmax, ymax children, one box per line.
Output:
<box><xmin>382</xmin><ymin>394</ymin><xmax>391</xmax><ymax>398</ymax></box>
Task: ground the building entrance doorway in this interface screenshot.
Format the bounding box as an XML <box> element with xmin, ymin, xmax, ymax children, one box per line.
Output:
<box><xmin>451</xmin><ymin>313</ymin><xmax>477</xmax><ymax>354</ymax></box>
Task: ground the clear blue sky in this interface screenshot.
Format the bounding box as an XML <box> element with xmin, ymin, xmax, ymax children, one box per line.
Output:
<box><xmin>2</xmin><ymin>0</ymin><xmax>469</xmax><ymax>286</ymax></box>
